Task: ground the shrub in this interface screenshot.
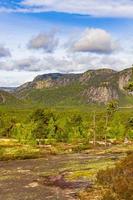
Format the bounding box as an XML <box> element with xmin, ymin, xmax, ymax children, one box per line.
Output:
<box><xmin>11</xmin><ymin>123</ymin><xmax>37</xmax><ymax>145</ymax></box>
<box><xmin>97</xmin><ymin>153</ymin><xmax>133</xmax><ymax>200</ymax></box>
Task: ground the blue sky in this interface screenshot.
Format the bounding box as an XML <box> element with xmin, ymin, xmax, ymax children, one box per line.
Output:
<box><xmin>0</xmin><ymin>0</ymin><xmax>133</xmax><ymax>86</ymax></box>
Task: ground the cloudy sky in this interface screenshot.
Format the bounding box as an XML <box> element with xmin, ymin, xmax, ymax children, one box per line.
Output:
<box><xmin>1</xmin><ymin>0</ymin><xmax>133</xmax><ymax>87</ymax></box>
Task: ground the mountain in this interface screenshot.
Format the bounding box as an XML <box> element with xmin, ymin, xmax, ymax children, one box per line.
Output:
<box><xmin>15</xmin><ymin>67</ymin><xmax>133</xmax><ymax>106</ymax></box>
<box><xmin>0</xmin><ymin>90</ymin><xmax>21</xmax><ymax>105</ymax></box>
<box><xmin>0</xmin><ymin>87</ymin><xmax>16</xmax><ymax>92</ymax></box>
<box><xmin>16</xmin><ymin>73</ymin><xmax>80</xmax><ymax>91</ymax></box>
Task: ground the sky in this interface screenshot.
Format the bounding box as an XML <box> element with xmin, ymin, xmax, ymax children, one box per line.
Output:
<box><xmin>1</xmin><ymin>0</ymin><xmax>133</xmax><ymax>87</ymax></box>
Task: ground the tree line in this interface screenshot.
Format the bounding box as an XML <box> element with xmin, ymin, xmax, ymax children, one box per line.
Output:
<box><xmin>0</xmin><ymin>101</ymin><xmax>133</xmax><ymax>146</ymax></box>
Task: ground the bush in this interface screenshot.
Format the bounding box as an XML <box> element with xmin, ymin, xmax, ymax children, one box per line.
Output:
<box><xmin>124</xmin><ymin>82</ymin><xmax>133</xmax><ymax>92</ymax></box>
<box><xmin>11</xmin><ymin>123</ymin><xmax>37</xmax><ymax>145</ymax></box>
<box><xmin>97</xmin><ymin>153</ymin><xmax>133</xmax><ymax>200</ymax></box>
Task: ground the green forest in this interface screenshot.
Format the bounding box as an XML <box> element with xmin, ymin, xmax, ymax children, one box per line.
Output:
<box><xmin>0</xmin><ymin>101</ymin><xmax>133</xmax><ymax>148</ymax></box>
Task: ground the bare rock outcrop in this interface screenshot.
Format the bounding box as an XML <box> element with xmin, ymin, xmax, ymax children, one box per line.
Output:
<box><xmin>83</xmin><ymin>86</ymin><xmax>119</xmax><ymax>104</ymax></box>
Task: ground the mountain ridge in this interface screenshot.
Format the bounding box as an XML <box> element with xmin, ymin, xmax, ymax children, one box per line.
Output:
<box><xmin>14</xmin><ymin>67</ymin><xmax>133</xmax><ymax>106</ymax></box>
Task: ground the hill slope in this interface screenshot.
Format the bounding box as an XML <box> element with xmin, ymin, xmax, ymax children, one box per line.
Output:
<box><xmin>0</xmin><ymin>90</ymin><xmax>21</xmax><ymax>105</ymax></box>
<box><xmin>15</xmin><ymin>67</ymin><xmax>133</xmax><ymax>106</ymax></box>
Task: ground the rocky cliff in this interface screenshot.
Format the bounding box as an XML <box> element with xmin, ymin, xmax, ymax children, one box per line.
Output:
<box><xmin>15</xmin><ymin>67</ymin><xmax>133</xmax><ymax>105</ymax></box>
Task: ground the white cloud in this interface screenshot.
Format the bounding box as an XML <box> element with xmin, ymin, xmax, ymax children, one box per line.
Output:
<box><xmin>1</xmin><ymin>51</ymin><xmax>132</xmax><ymax>74</ymax></box>
<box><xmin>14</xmin><ymin>57</ymin><xmax>41</xmax><ymax>71</ymax></box>
<box><xmin>0</xmin><ymin>70</ymin><xmax>40</xmax><ymax>87</ymax></box>
<box><xmin>20</xmin><ymin>0</ymin><xmax>133</xmax><ymax>18</ymax></box>
<box><xmin>71</xmin><ymin>28</ymin><xmax>119</xmax><ymax>54</ymax></box>
<box><xmin>0</xmin><ymin>45</ymin><xmax>11</xmax><ymax>58</ymax></box>
<box><xmin>0</xmin><ymin>57</ymin><xmax>44</xmax><ymax>72</ymax></box>
<box><xmin>1</xmin><ymin>49</ymin><xmax>133</xmax><ymax>87</ymax></box>
<box><xmin>28</xmin><ymin>31</ymin><xmax>58</xmax><ymax>52</ymax></box>
<box><xmin>0</xmin><ymin>0</ymin><xmax>133</xmax><ymax>18</ymax></box>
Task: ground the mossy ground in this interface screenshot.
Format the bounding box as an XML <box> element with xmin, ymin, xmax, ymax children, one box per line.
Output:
<box><xmin>0</xmin><ymin>138</ymin><xmax>133</xmax><ymax>199</ymax></box>
<box><xmin>1</xmin><ymin>138</ymin><xmax>132</xmax><ymax>161</ymax></box>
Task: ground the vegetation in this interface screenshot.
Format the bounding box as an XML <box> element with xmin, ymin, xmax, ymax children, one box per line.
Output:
<box><xmin>0</xmin><ymin>105</ymin><xmax>133</xmax><ymax>147</ymax></box>
<box><xmin>124</xmin><ymin>81</ymin><xmax>133</xmax><ymax>92</ymax></box>
<box><xmin>97</xmin><ymin>153</ymin><xmax>133</xmax><ymax>200</ymax></box>
<box><xmin>0</xmin><ymin>90</ymin><xmax>21</xmax><ymax>105</ymax></box>
<box><xmin>0</xmin><ymin>103</ymin><xmax>132</xmax><ymax>161</ymax></box>
<box><xmin>14</xmin><ymin>67</ymin><xmax>133</xmax><ymax>107</ymax></box>
<box><xmin>0</xmin><ymin>103</ymin><xmax>133</xmax><ymax>199</ymax></box>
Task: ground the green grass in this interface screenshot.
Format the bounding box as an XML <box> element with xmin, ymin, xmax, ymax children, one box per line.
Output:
<box><xmin>0</xmin><ymin>139</ymin><xmax>41</xmax><ymax>160</ymax></box>
<box><xmin>66</xmin><ymin>159</ymin><xmax>115</xmax><ymax>181</ymax></box>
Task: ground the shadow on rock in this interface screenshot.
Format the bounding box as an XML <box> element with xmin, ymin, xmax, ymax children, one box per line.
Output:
<box><xmin>39</xmin><ymin>172</ymin><xmax>91</xmax><ymax>190</ymax></box>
